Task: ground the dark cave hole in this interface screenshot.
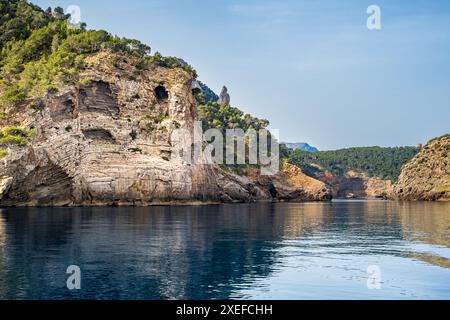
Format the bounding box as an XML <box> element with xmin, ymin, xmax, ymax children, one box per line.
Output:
<box><xmin>82</xmin><ymin>128</ymin><xmax>115</xmax><ymax>142</ymax></box>
<box><xmin>154</xmin><ymin>85</ymin><xmax>169</xmax><ymax>101</ymax></box>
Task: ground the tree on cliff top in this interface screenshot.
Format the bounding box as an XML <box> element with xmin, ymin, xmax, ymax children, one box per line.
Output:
<box><xmin>198</xmin><ymin>102</ymin><xmax>269</xmax><ymax>132</ymax></box>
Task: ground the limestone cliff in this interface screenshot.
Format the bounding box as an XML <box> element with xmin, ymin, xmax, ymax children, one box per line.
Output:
<box><xmin>0</xmin><ymin>51</ymin><xmax>328</xmax><ymax>206</ymax></box>
<box><xmin>394</xmin><ymin>135</ymin><xmax>450</xmax><ymax>201</ymax></box>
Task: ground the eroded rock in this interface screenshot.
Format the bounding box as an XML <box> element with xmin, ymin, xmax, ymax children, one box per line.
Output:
<box><xmin>394</xmin><ymin>135</ymin><xmax>450</xmax><ymax>201</ymax></box>
<box><xmin>218</xmin><ymin>86</ymin><xmax>230</xmax><ymax>105</ymax></box>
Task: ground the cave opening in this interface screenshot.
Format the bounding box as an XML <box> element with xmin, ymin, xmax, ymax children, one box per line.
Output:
<box><xmin>82</xmin><ymin>128</ymin><xmax>115</xmax><ymax>142</ymax></box>
<box><xmin>154</xmin><ymin>85</ymin><xmax>169</xmax><ymax>101</ymax></box>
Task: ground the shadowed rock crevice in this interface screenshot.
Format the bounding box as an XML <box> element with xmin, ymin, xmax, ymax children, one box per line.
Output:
<box><xmin>82</xmin><ymin>128</ymin><xmax>115</xmax><ymax>142</ymax></box>
<box><xmin>78</xmin><ymin>81</ymin><xmax>119</xmax><ymax>116</ymax></box>
<box><xmin>48</xmin><ymin>94</ymin><xmax>75</xmax><ymax>121</ymax></box>
<box><xmin>154</xmin><ymin>85</ymin><xmax>169</xmax><ymax>101</ymax></box>
<box><xmin>2</xmin><ymin>162</ymin><xmax>73</xmax><ymax>206</ymax></box>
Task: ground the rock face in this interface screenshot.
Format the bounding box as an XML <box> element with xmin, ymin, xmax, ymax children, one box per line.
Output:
<box><xmin>394</xmin><ymin>135</ymin><xmax>450</xmax><ymax>201</ymax></box>
<box><xmin>0</xmin><ymin>52</ymin><xmax>328</xmax><ymax>206</ymax></box>
<box><xmin>273</xmin><ymin>163</ymin><xmax>331</xmax><ymax>201</ymax></box>
<box><xmin>218</xmin><ymin>86</ymin><xmax>230</xmax><ymax>105</ymax></box>
<box><xmin>239</xmin><ymin>163</ymin><xmax>331</xmax><ymax>202</ymax></box>
<box><xmin>311</xmin><ymin>170</ymin><xmax>393</xmax><ymax>199</ymax></box>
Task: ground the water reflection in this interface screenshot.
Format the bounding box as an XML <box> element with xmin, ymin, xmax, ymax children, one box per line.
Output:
<box><xmin>397</xmin><ymin>202</ymin><xmax>450</xmax><ymax>247</ymax></box>
<box><xmin>0</xmin><ymin>202</ymin><xmax>449</xmax><ymax>300</ymax></box>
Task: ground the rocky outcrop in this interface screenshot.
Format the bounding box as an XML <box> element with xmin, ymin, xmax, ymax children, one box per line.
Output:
<box><xmin>243</xmin><ymin>163</ymin><xmax>332</xmax><ymax>202</ymax></box>
<box><xmin>394</xmin><ymin>135</ymin><xmax>450</xmax><ymax>201</ymax></box>
<box><xmin>218</xmin><ymin>86</ymin><xmax>230</xmax><ymax>105</ymax></box>
<box><xmin>364</xmin><ymin>177</ymin><xmax>394</xmax><ymax>199</ymax></box>
<box><xmin>273</xmin><ymin>163</ymin><xmax>331</xmax><ymax>201</ymax></box>
<box><xmin>0</xmin><ymin>51</ymin><xmax>328</xmax><ymax>206</ymax></box>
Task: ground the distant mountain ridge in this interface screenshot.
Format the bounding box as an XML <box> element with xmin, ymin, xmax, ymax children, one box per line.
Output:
<box><xmin>285</xmin><ymin>143</ymin><xmax>319</xmax><ymax>153</ymax></box>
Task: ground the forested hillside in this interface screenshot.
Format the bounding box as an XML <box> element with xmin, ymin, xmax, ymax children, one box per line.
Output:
<box><xmin>284</xmin><ymin>146</ymin><xmax>419</xmax><ymax>182</ymax></box>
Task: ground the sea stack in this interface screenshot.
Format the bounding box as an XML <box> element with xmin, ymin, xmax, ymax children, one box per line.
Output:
<box><xmin>218</xmin><ymin>86</ymin><xmax>231</xmax><ymax>105</ymax></box>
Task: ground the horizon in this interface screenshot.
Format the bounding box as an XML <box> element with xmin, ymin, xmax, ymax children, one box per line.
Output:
<box><xmin>33</xmin><ymin>0</ymin><xmax>450</xmax><ymax>150</ymax></box>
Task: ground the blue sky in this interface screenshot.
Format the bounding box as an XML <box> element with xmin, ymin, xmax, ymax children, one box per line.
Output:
<box><xmin>34</xmin><ymin>0</ymin><xmax>450</xmax><ymax>150</ymax></box>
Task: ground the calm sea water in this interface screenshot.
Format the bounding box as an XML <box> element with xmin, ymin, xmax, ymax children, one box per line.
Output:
<box><xmin>0</xmin><ymin>201</ymin><xmax>449</xmax><ymax>300</ymax></box>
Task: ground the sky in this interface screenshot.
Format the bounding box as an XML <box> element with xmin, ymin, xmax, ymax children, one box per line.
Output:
<box><xmin>34</xmin><ymin>0</ymin><xmax>450</xmax><ymax>150</ymax></box>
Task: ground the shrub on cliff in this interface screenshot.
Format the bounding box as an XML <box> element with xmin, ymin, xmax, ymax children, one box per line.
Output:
<box><xmin>0</xmin><ymin>147</ymin><xmax>7</xmax><ymax>158</ymax></box>
<box><xmin>0</xmin><ymin>126</ymin><xmax>35</xmax><ymax>146</ymax></box>
<box><xmin>146</xmin><ymin>52</ymin><xmax>197</xmax><ymax>78</ymax></box>
<box><xmin>198</xmin><ymin>101</ymin><xmax>271</xmax><ymax>175</ymax></box>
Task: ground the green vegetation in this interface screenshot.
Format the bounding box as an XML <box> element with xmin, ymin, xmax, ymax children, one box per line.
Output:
<box><xmin>193</xmin><ymin>88</ymin><xmax>207</xmax><ymax>105</ymax></box>
<box><xmin>0</xmin><ymin>0</ymin><xmax>196</xmax><ymax>110</ymax></box>
<box><xmin>428</xmin><ymin>134</ymin><xmax>450</xmax><ymax>144</ymax></box>
<box><xmin>129</xmin><ymin>129</ymin><xmax>137</xmax><ymax>140</ymax></box>
<box><xmin>198</xmin><ymin>102</ymin><xmax>269</xmax><ymax>132</ymax></box>
<box><xmin>0</xmin><ymin>126</ymin><xmax>35</xmax><ymax>146</ymax></box>
<box><xmin>139</xmin><ymin>114</ymin><xmax>169</xmax><ymax>134</ymax></box>
<box><xmin>128</xmin><ymin>147</ymin><xmax>142</xmax><ymax>154</ymax></box>
<box><xmin>193</xmin><ymin>81</ymin><xmax>219</xmax><ymax>105</ymax></box>
<box><xmin>284</xmin><ymin>146</ymin><xmax>419</xmax><ymax>182</ymax></box>
<box><xmin>0</xmin><ymin>147</ymin><xmax>8</xmax><ymax>158</ymax></box>
<box><xmin>146</xmin><ymin>52</ymin><xmax>197</xmax><ymax>78</ymax></box>
<box><xmin>198</xmin><ymin>101</ymin><xmax>271</xmax><ymax>174</ymax></box>
<box><xmin>434</xmin><ymin>185</ymin><xmax>450</xmax><ymax>192</ymax></box>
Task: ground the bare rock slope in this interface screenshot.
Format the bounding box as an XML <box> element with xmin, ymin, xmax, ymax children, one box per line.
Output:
<box><xmin>394</xmin><ymin>135</ymin><xmax>450</xmax><ymax>201</ymax></box>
